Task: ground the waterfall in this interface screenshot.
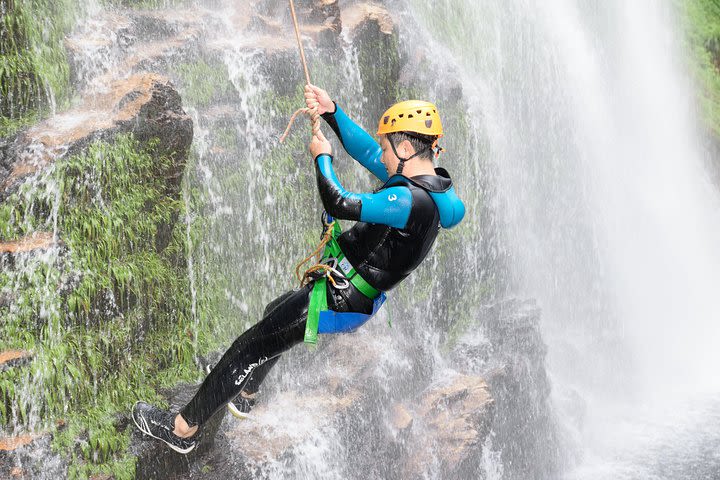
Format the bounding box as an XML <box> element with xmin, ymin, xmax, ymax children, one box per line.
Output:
<box><xmin>407</xmin><ymin>0</ymin><xmax>720</xmax><ymax>478</ymax></box>
<box><xmin>3</xmin><ymin>0</ymin><xmax>720</xmax><ymax>478</ymax></box>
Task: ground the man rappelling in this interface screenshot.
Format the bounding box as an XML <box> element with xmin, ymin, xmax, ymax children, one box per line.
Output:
<box><xmin>131</xmin><ymin>84</ymin><xmax>465</xmax><ymax>453</ymax></box>
<box><xmin>131</xmin><ymin>0</ymin><xmax>464</xmax><ymax>454</ymax></box>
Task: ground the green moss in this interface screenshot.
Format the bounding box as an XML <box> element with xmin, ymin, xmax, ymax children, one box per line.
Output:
<box><xmin>0</xmin><ymin>111</ymin><xmax>41</xmax><ymax>139</ymax></box>
<box><xmin>253</xmin><ymin>83</ymin><xmax>306</xmax><ymax>117</ymax></box>
<box><xmin>355</xmin><ymin>26</ymin><xmax>400</xmax><ymax>116</ymax></box>
<box><xmin>0</xmin><ymin>0</ymin><xmax>81</xmax><ymax>138</ymax></box>
<box><xmin>679</xmin><ymin>0</ymin><xmax>720</xmax><ymax>136</ymax></box>
<box><xmin>213</xmin><ymin>126</ymin><xmax>239</xmax><ymax>150</ymax></box>
<box><xmin>174</xmin><ymin>58</ymin><xmax>234</xmax><ymax>108</ymax></box>
<box><xmin>179</xmin><ymin>99</ymin><xmax>322</xmax><ymax>353</ymax></box>
<box><xmin>0</xmin><ymin>134</ymin><xmax>199</xmax><ymax>479</ymax></box>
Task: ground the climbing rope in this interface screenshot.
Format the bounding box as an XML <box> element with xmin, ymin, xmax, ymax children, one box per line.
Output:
<box><xmin>282</xmin><ymin>0</ymin><xmax>340</xmax><ymax>287</ymax></box>
<box><xmin>295</xmin><ymin>219</ymin><xmax>337</xmax><ymax>286</ymax></box>
<box><xmin>280</xmin><ymin>0</ymin><xmax>321</xmax><ymax>143</ymax></box>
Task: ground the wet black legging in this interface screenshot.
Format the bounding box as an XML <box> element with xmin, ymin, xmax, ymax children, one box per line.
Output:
<box><xmin>180</xmin><ymin>281</ymin><xmax>373</xmax><ymax>427</ymax></box>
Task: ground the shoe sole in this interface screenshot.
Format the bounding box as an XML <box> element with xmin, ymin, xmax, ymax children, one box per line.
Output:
<box><xmin>227</xmin><ymin>402</ymin><xmax>252</xmax><ymax>420</ymax></box>
<box><xmin>132</xmin><ymin>401</ymin><xmax>196</xmax><ymax>455</ymax></box>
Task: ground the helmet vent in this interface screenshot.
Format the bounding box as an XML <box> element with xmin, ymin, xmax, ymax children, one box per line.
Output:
<box><xmin>376</xmin><ymin>100</ymin><xmax>443</xmax><ymax>137</ymax></box>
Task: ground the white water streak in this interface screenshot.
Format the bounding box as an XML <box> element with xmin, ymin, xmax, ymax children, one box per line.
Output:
<box><xmin>410</xmin><ymin>0</ymin><xmax>720</xmax><ymax>477</ymax></box>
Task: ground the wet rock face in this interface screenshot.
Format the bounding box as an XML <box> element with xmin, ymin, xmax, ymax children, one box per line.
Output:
<box><xmin>65</xmin><ymin>8</ymin><xmax>219</xmax><ymax>92</ymax></box>
<box><xmin>1</xmin><ymin>384</ymin><xmax>224</xmax><ymax>480</ymax></box>
<box><xmin>298</xmin><ymin>0</ymin><xmax>342</xmax><ymax>37</ymax></box>
<box><xmin>342</xmin><ymin>3</ymin><xmax>399</xmax><ymax>117</ymax></box>
<box><xmin>131</xmin><ymin>384</ymin><xmax>226</xmax><ymax>480</ymax></box>
<box><xmin>401</xmin><ymin>375</ymin><xmax>495</xmax><ymax>479</ymax></box>
<box><xmin>0</xmin><ymin>350</ymin><xmax>33</xmax><ymax>372</ymax></box>
<box><xmin>0</xmin><ymin>138</ymin><xmax>13</xmax><ymax>190</ymax></box>
<box><xmin>1</xmin><ymin>73</ymin><xmax>192</xmax><ymax>200</ymax></box>
<box><xmin>452</xmin><ymin>299</ymin><xmax>561</xmax><ymax>480</ymax></box>
<box><xmin>0</xmin><ymin>72</ymin><xmax>192</xmax><ymax>275</ymax></box>
<box><xmin>0</xmin><ymin>353</ymin><xmax>64</xmax><ymax>479</ymax></box>
<box><xmin>0</xmin><ymin>232</ymin><xmax>56</xmax><ymax>256</ymax></box>
<box><xmin>1</xmin><ymin>2</ymin><xmax>557</xmax><ymax>479</ymax></box>
<box><xmin>178</xmin><ymin>334</ymin><xmax>495</xmax><ymax>480</ymax></box>
<box><xmin>0</xmin><ymin>435</ymin><xmax>66</xmax><ymax>480</ymax></box>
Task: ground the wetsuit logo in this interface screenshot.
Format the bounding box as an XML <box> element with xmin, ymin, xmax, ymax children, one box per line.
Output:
<box><xmin>388</xmin><ymin>193</ymin><xmax>397</xmax><ymax>202</ymax></box>
<box><xmin>234</xmin><ymin>356</ymin><xmax>269</xmax><ymax>386</ymax></box>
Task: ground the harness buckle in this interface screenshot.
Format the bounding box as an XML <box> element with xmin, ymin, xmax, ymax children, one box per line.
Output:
<box><xmin>321</xmin><ymin>257</ymin><xmax>350</xmax><ymax>289</ymax></box>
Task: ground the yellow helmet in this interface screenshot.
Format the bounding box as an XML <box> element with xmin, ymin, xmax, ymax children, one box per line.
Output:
<box><xmin>377</xmin><ymin>100</ymin><xmax>443</xmax><ymax>137</ymax></box>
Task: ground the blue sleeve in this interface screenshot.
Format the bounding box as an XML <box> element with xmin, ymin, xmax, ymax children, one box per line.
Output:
<box><xmin>429</xmin><ymin>187</ymin><xmax>466</xmax><ymax>229</ymax></box>
<box><xmin>321</xmin><ymin>103</ymin><xmax>389</xmax><ymax>182</ymax></box>
<box><xmin>315</xmin><ymin>154</ymin><xmax>411</xmax><ymax>229</ymax></box>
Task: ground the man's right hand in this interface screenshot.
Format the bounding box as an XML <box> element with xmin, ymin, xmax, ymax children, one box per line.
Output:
<box><xmin>305</xmin><ymin>84</ymin><xmax>335</xmax><ymax>115</ymax></box>
<box><xmin>309</xmin><ymin>129</ymin><xmax>332</xmax><ymax>159</ymax></box>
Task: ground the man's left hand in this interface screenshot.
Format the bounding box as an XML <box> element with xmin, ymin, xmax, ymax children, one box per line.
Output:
<box><xmin>309</xmin><ymin>130</ymin><xmax>332</xmax><ymax>159</ymax></box>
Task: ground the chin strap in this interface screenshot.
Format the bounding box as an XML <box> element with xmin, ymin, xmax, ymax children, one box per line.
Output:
<box><xmin>388</xmin><ymin>136</ymin><xmax>434</xmax><ymax>175</ymax></box>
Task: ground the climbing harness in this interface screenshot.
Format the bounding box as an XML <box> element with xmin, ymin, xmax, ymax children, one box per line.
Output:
<box><xmin>281</xmin><ymin>0</ymin><xmax>387</xmax><ymax>345</ymax></box>
<box><xmin>300</xmin><ymin>213</ymin><xmax>386</xmax><ymax>345</ymax></box>
<box><xmin>294</xmin><ymin>214</ymin><xmax>341</xmax><ymax>286</ymax></box>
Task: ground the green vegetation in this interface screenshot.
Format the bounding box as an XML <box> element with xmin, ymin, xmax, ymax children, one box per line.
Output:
<box><xmin>182</xmin><ymin>122</ymin><xmax>320</xmax><ymax>353</ymax></box>
<box><xmin>0</xmin><ymin>135</ymin><xmax>198</xmax><ymax>479</ymax></box>
<box><xmin>0</xmin><ymin>0</ymin><xmax>81</xmax><ymax>138</ymax></box>
<box><xmin>0</xmin><ymin>2</ymin><xmax>492</xmax><ymax>478</ymax></box>
<box><xmin>174</xmin><ymin>58</ymin><xmax>234</xmax><ymax>108</ymax></box>
<box><xmin>680</xmin><ymin>0</ymin><xmax>720</xmax><ymax>136</ymax></box>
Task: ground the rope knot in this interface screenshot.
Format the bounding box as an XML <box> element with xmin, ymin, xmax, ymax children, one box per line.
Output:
<box><xmin>280</xmin><ymin>99</ymin><xmax>321</xmax><ymax>143</ymax></box>
<box><xmin>295</xmin><ymin>220</ymin><xmax>337</xmax><ymax>285</ymax></box>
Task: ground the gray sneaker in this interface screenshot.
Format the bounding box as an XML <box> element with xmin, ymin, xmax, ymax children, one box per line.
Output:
<box><xmin>227</xmin><ymin>394</ymin><xmax>255</xmax><ymax>420</ymax></box>
<box><xmin>132</xmin><ymin>401</ymin><xmax>196</xmax><ymax>454</ymax></box>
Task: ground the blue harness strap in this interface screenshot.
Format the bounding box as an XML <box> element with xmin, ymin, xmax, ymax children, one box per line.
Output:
<box><xmin>318</xmin><ymin>292</ymin><xmax>387</xmax><ymax>334</ymax></box>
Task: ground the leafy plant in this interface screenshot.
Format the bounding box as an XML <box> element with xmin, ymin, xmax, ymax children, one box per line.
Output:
<box><xmin>0</xmin><ymin>135</ymin><xmax>199</xmax><ymax>479</ymax></box>
<box><xmin>0</xmin><ymin>0</ymin><xmax>81</xmax><ymax>138</ymax></box>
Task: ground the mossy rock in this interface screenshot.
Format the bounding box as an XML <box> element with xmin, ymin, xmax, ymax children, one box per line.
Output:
<box><xmin>343</xmin><ymin>3</ymin><xmax>400</xmax><ymax>118</ymax></box>
<box><xmin>0</xmin><ymin>71</ymin><xmax>198</xmax><ymax>479</ymax></box>
<box><xmin>0</xmin><ymin>0</ymin><xmax>82</xmax><ymax>138</ymax></box>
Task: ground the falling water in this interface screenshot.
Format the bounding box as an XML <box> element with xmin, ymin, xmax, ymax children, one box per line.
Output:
<box><xmin>4</xmin><ymin>0</ymin><xmax>720</xmax><ymax>478</ymax></box>
<box><xmin>406</xmin><ymin>0</ymin><xmax>720</xmax><ymax>478</ymax></box>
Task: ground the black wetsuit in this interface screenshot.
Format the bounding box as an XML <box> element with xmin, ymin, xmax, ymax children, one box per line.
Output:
<box><xmin>180</xmin><ymin>104</ymin><xmax>464</xmax><ymax>427</ymax></box>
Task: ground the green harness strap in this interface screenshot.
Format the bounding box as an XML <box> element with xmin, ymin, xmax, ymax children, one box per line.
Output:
<box><xmin>303</xmin><ymin>220</ymin><xmax>381</xmax><ymax>344</ymax></box>
<box><xmin>322</xmin><ymin>225</ymin><xmax>380</xmax><ymax>299</ymax></box>
<box><xmin>303</xmin><ymin>220</ymin><xmax>340</xmax><ymax>345</ymax></box>
<box><xmin>304</xmin><ymin>277</ymin><xmax>328</xmax><ymax>345</ymax></box>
